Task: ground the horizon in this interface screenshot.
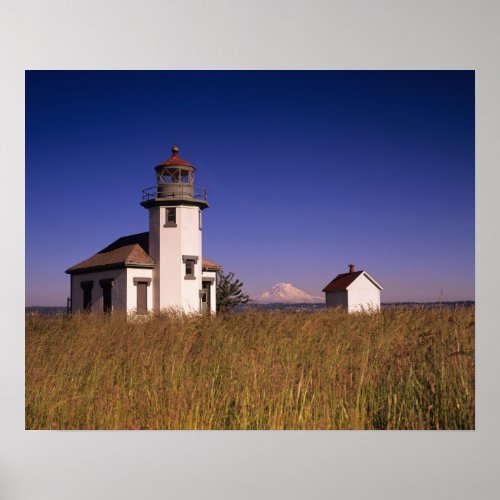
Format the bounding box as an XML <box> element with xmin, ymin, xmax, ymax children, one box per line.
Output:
<box><xmin>26</xmin><ymin>71</ymin><xmax>474</xmax><ymax>306</ymax></box>
<box><xmin>25</xmin><ymin>299</ymin><xmax>476</xmax><ymax>310</ymax></box>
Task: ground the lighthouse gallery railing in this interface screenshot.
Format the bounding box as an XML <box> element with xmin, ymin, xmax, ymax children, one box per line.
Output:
<box><xmin>142</xmin><ymin>185</ymin><xmax>208</xmax><ymax>202</ymax></box>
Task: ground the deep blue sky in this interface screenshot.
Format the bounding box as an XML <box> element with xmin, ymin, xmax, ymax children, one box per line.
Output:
<box><xmin>26</xmin><ymin>71</ymin><xmax>474</xmax><ymax>305</ymax></box>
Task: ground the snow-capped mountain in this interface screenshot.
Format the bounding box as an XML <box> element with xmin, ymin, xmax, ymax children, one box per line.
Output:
<box><xmin>253</xmin><ymin>283</ymin><xmax>323</xmax><ymax>304</ymax></box>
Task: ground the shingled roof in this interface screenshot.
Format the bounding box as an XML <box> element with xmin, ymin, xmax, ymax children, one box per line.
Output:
<box><xmin>322</xmin><ymin>271</ymin><xmax>383</xmax><ymax>292</ymax></box>
<box><xmin>65</xmin><ymin>243</ymin><xmax>154</xmax><ymax>275</ymax></box>
<box><xmin>65</xmin><ymin>231</ymin><xmax>221</xmax><ymax>274</ymax></box>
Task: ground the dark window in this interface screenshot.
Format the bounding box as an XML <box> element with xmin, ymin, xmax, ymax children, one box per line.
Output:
<box><xmin>167</xmin><ymin>208</ymin><xmax>176</xmax><ymax>223</ymax></box>
<box><xmin>83</xmin><ymin>288</ymin><xmax>92</xmax><ymax>311</ymax></box>
<box><xmin>165</xmin><ymin>207</ymin><xmax>177</xmax><ymax>227</ymax></box>
<box><xmin>133</xmin><ymin>278</ymin><xmax>151</xmax><ymax>314</ymax></box>
<box><xmin>185</xmin><ymin>259</ymin><xmax>195</xmax><ymax>277</ymax></box>
<box><xmin>81</xmin><ymin>281</ymin><xmax>93</xmax><ymax>312</ymax></box>
<box><xmin>99</xmin><ymin>279</ymin><xmax>114</xmax><ymax>313</ymax></box>
<box><xmin>180</xmin><ymin>170</ymin><xmax>189</xmax><ymax>184</ymax></box>
<box><xmin>198</xmin><ymin>210</ymin><xmax>202</xmax><ymax>231</ymax></box>
<box><xmin>136</xmin><ymin>283</ymin><xmax>147</xmax><ymax>313</ymax></box>
<box><xmin>182</xmin><ymin>255</ymin><xmax>198</xmax><ymax>280</ymax></box>
<box><xmin>103</xmin><ymin>286</ymin><xmax>112</xmax><ymax>312</ymax></box>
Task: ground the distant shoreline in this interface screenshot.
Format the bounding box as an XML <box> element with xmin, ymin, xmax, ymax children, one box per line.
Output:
<box><xmin>238</xmin><ymin>301</ymin><xmax>474</xmax><ymax>311</ymax></box>
<box><xmin>26</xmin><ymin>301</ymin><xmax>475</xmax><ymax>315</ymax></box>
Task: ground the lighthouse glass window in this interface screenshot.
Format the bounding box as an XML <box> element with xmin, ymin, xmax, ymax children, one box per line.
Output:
<box><xmin>164</xmin><ymin>168</ymin><xmax>179</xmax><ymax>183</ymax></box>
<box><xmin>180</xmin><ymin>170</ymin><xmax>189</xmax><ymax>184</ymax></box>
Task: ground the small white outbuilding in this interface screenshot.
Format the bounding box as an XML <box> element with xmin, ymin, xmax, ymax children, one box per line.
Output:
<box><xmin>322</xmin><ymin>264</ymin><xmax>383</xmax><ymax>312</ymax></box>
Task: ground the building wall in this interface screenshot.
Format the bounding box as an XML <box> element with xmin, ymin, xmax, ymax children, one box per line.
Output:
<box><xmin>148</xmin><ymin>206</ymin><xmax>161</xmax><ymax>311</ymax></box>
<box><xmin>126</xmin><ymin>268</ymin><xmax>154</xmax><ymax>313</ymax></box>
<box><xmin>180</xmin><ymin>205</ymin><xmax>203</xmax><ymax>312</ymax></box>
<box><xmin>347</xmin><ymin>274</ymin><xmax>381</xmax><ymax>312</ymax></box>
<box><xmin>325</xmin><ymin>290</ymin><xmax>348</xmax><ymax>309</ymax></box>
<box><xmin>149</xmin><ymin>204</ymin><xmax>203</xmax><ymax>313</ymax></box>
<box><xmin>71</xmin><ymin>269</ymin><xmax>127</xmax><ymax>313</ymax></box>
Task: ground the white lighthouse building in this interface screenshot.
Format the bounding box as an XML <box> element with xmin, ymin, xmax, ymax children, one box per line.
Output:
<box><xmin>65</xmin><ymin>146</ymin><xmax>220</xmax><ymax>314</ymax></box>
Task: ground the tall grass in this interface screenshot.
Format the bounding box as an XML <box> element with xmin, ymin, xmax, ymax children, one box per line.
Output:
<box><xmin>25</xmin><ymin>307</ymin><xmax>474</xmax><ymax>430</ymax></box>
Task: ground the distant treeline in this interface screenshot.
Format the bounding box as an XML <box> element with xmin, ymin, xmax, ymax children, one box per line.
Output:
<box><xmin>382</xmin><ymin>301</ymin><xmax>475</xmax><ymax>308</ymax></box>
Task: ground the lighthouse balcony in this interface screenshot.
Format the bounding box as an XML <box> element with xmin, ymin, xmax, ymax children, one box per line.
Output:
<box><xmin>142</xmin><ymin>185</ymin><xmax>208</xmax><ymax>202</ymax></box>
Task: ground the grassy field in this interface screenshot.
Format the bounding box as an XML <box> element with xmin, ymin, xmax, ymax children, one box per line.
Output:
<box><xmin>25</xmin><ymin>307</ymin><xmax>475</xmax><ymax>430</ymax></box>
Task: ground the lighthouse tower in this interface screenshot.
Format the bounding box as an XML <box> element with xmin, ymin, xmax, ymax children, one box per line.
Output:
<box><xmin>141</xmin><ymin>146</ymin><xmax>209</xmax><ymax>312</ymax></box>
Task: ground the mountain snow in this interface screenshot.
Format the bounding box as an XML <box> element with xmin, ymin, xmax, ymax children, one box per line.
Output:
<box><xmin>253</xmin><ymin>283</ymin><xmax>323</xmax><ymax>304</ymax></box>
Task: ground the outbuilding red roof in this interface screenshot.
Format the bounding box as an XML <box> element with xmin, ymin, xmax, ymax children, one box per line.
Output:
<box><xmin>322</xmin><ymin>271</ymin><xmax>364</xmax><ymax>292</ymax></box>
<box><xmin>156</xmin><ymin>146</ymin><xmax>193</xmax><ymax>168</ymax></box>
<box><xmin>322</xmin><ymin>270</ymin><xmax>383</xmax><ymax>292</ymax></box>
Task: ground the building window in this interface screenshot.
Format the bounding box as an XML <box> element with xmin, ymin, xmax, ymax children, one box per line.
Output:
<box><xmin>164</xmin><ymin>207</ymin><xmax>177</xmax><ymax>227</ymax></box>
<box><xmin>198</xmin><ymin>210</ymin><xmax>202</xmax><ymax>231</ymax></box>
<box><xmin>80</xmin><ymin>281</ymin><xmax>93</xmax><ymax>311</ymax></box>
<box><xmin>133</xmin><ymin>278</ymin><xmax>151</xmax><ymax>314</ymax></box>
<box><xmin>185</xmin><ymin>259</ymin><xmax>195</xmax><ymax>277</ymax></box>
<box><xmin>182</xmin><ymin>255</ymin><xmax>198</xmax><ymax>280</ymax></box>
<box><xmin>99</xmin><ymin>279</ymin><xmax>114</xmax><ymax>313</ymax></box>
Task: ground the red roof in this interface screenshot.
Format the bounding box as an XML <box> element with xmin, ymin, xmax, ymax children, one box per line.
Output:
<box><xmin>156</xmin><ymin>146</ymin><xmax>193</xmax><ymax>168</ymax></box>
<box><xmin>322</xmin><ymin>271</ymin><xmax>364</xmax><ymax>292</ymax></box>
<box><xmin>322</xmin><ymin>270</ymin><xmax>383</xmax><ymax>292</ymax></box>
<box><xmin>202</xmin><ymin>257</ymin><xmax>221</xmax><ymax>271</ymax></box>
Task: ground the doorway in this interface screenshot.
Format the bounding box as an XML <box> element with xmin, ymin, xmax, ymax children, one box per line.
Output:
<box><xmin>201</xmin><ymin>281</ymin><xmax>211</xmax><ymax>313</ymax></box>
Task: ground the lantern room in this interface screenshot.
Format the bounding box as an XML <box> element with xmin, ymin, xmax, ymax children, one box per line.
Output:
<box><xmin>155</xmin><ymin>146</ymin><xmax>195</xmax><ymax>198</ymax></box>
<box><xmin>141</xmin><ymin>146</ymin><xmax>208</xmax><ymax>207</ymax></box>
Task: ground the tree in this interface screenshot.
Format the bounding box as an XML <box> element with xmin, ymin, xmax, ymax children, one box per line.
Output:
<box><xmin>216</xmin><ymin>269</ymin><xmax>250</xmax><ymax>312</ymax></box>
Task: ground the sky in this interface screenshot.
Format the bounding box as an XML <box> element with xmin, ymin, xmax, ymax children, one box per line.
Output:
<box><xmin>25</xmin><ymin>71</ymin><xmax>474</xmax><ymax>305</ymax></box>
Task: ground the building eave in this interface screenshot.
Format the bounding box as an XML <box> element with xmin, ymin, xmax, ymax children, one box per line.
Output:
<box><xmin>345</xmin><ymin>271</ymin><xmax>383</xmax><ymax>291</ymax></box>
<box><xmin>65</xmin><ymin>262</ymin><xmax>155</xmax><ymax>275</ymax></box>
<box><xmin>363</xmin><ymin>271</ymin><xmax>384</xmax><ymax>290</ymax></box>
<box><xmin>140</xmin><ymin>199</ymin><xmax>209</xmax><ymax>210</ymax></box>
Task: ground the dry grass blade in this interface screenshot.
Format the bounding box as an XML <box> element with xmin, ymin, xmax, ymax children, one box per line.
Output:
<box><xmin>25</xmin><ymin>306</ymin><xmax>475</xmax><ymax>430</ymax></box>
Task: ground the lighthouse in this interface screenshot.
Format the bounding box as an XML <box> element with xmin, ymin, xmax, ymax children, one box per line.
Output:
<box><xmin>65</xmin><ymin>146</ymin><xmax>219</xmax><ymax>314</ymax></box>
<box><xmin>141</xmin><ymin>146</ymin><xmax>209</xmax><ymax>312</ymax></box>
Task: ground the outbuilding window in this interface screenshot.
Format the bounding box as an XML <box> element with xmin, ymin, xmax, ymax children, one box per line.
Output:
<box><xmin>182</xmin><ymin>255</ymin><xmax>198</xmax><ymax>280</ymax></box>
<box><xmin>164</xmin><ymin>207</ymin><xmax>177</xmax><ymax>227</ymax></box>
